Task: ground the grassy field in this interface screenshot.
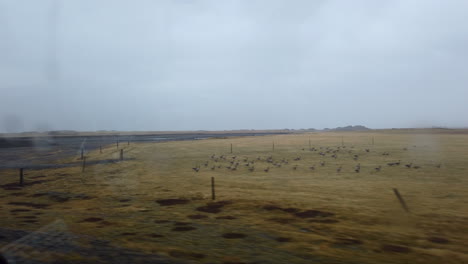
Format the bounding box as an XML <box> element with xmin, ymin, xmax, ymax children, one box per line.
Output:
<box><xmin>1</xmin><ymin>131</ymin><xmax>468</xmax><ymax>263</ymax></box>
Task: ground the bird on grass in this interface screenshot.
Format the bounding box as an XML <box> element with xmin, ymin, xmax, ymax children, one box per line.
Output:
<box><xmin>355</xmin><ymin>163</ymin><xmax>361</xmax><ymax>173</ymax></box>
<box><xmin>375</xmin><ymin>166</ymin><xmax>381</xmax><ymax>172</ymax></box>
<box><xmin>192</xmin><ymin>167</ymin><xmax>200</xmax><ymax>173</ymax></box>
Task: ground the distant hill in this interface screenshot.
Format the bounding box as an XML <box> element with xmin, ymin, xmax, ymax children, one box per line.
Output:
<box><xmin>324</xmin><ymin>125</ymin><xmax>370</xmax><ymax>132</ymax></box>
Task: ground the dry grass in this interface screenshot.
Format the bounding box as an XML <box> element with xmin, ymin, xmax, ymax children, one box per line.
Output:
<box><xmin>1</xmin><ymin>131</ymin><xmax>468</xmax><ymax>263</ymax></box>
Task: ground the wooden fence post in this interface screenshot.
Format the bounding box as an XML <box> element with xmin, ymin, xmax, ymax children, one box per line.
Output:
<box><xmin>82</xmin><ymin>157</ymin><xmax>86</xmax><ymax>172</ymax></box>
<box><xmin>393</xmin><ymin>188</ymin><xmax>409</xmax><ymax>213</ymax></box>
<box><xmin>211</xmin><ymin>177</ymin><xmax>216</xmax><ymax>200</ymax></box>
<box><xmin>120</xmin><ymin>149</ymin><xmax>124</xmax><ymax>161</ymax></box>
<box><xmin>19</xmin><ymin>168</ymin><xmax>24</xmax><ymax>186</ymax></box>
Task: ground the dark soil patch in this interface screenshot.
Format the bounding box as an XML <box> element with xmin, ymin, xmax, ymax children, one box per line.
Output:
<box><xmin>22</xmin><ymin>219</ymin><xmax>38</xmax><ymax>223</ymax></box>
<box><xmin>119</xmin><ymin>199</ymin><xmax>131</xmax><ymax>203</ymax></box>
<box><xmin>169</xmin><ymin>250</ymin><xmax>205</xmax><ymax>260</ymax></box>
<box><xmin>171</xmin><ymin>226</ymin><xmax>196</xmax><ymax>232</ymax></box>
<box><xmin>187</xmin><ymin>214</ymin><xmax>208</xmax><ymax>219</ymax></box>
<box><xmin>8</xmin><ymin>202</ymin><xmax>50</xmax><ymax>209</ymax></box>
<box><xmin>216</xmin><ymin>216</ymin><xmax>237</xmax><ymax>220</ymax></box>
<box><xmin>30</xmin><ymin>175</ymin><xmax>47</xmax><ymax>179</ymax></box>
<box><xmin>222</xmin><ymin>233</ymin><xmax>247</xmax><ymax>239</ymax></box>
<box><xmin>263</xmin><ymin>205</ymin><xmax>283</xmax><ymax>211</ymax></box>
<box><xmin>97</xmin><ymin>221</ymin><xmax>115</xmax><ymax>227</ymax></box>
<box><xmin>294</xmin><ymin>210</ymin><xmax>334</xmax><ymax>218</ymax></box>
<box><xmin>427</xmin><ymin>237</ymin><xmax>449</xmax><ymax>244</ymax></box>
<box><xmin>196</xmin><ymin>201</ymin><xmax>232</xmax><ymax>214</ymax></box>
<box><xmin>335</xmin><ymin>238</ymin><xmax>363</xmax><ymax>245</ymax></box>
<box><xmin>80</xmin><ymin>217</ymin><xmax>104</xmax><ymax>223</ymax></box>
<box><xmin>30</xmin><ymin>193</ymin><xmax>48</xmax><ymax>197</ymax></box>
<box><xmin>1</xmin><ymin>180</ymin><xmax>49</xmax><ymax>190</ymax></box>
<box><xmin>309</xmin><ymin>219</ymin><xmax>339</xmax><ymax>224</ymax></box>
<box><xmin>10</xmin><ymin>192</ymin><xmax>26</xmax><ymax>196</ymax></box>
<box><xmin>10</xmin><ymin>209</ymin><xmax>31</xmax><ymax>213</ymax></box>
<box><xmin>275</xmin><ymin>237</ymin><xmax>292</xmax><ymax>242</ymax></box>
<box><xmin>17</xmin><ymin>216</ymin><xmax>37</xmax><ymax>219</ymax></box>
<box><xmin>156</xmin><ymin>198</ymin><xmax>190</xmax><ymax>206</ymax></box>
<box><xmin>148</xmin><ymin>233</ymin><xmax>164</xmax><ymax>238</ymax></box>
<box><xmin>282</xmin><ymin>208</ymin><xmax>300</xmax><ymax>213</ymax></box>
<box><xmin>381</xmin><ymin>244</ymin><xmax>411</xmax><ymax>253</ymax></box>
<box><xmin>174</xmin><ymin>222</ymin><xmax>190</xmax><ymax>226</ymax></box>
<box><xmin>268</xmin><ymin>218</ymin><xmax>295</xmax><ymax>224</ymax></box>
<box><xmin>154</xmin><ymin>220</ymin><xmax>170</xmax><ymax>224</ymax></box>
<box><xmin>121</xmin><ymin>232</ymin><xmax>137</xmax><ymax>236</ymax></box>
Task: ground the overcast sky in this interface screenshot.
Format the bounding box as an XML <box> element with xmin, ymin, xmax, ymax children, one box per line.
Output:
<box><xmin>1</xmin><ymin>0</ymin><xmax>467</xmax><ymax>132</ymax></box>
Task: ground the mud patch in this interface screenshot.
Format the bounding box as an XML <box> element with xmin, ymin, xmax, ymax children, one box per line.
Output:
<box><xmin>263</xmin><ymin>205</ymin><xmax>283</xmax><ymax>211</ymax></box>
<box><xmin>121</xmin><ymin>232</ymin><xmax>137</xmax><ymax>236</ymax></box>
<box><xmin>427</xmin><ymin>237</ymin><xmax>449</xmax><ymax>244</ymax></box>
<box><xmin>294</xmin><ymin>210</ymin><xmax>334</xmax><ymax>218</ymax></box>
<box><xmin>222</xmin><ymin>233</ymin><xmax>247</xmax><ymax>239</ymax></box>
<box><xmin>174</xmin><ymin>222</ymin><xmax>190</xmax><ymax>226</ymax></box>
<box><xmin>275</xmin><ymin>237</ymin><xmax>292</xmax><ymax>242</ymax></box>
<box><xmin>10</xmin><ymin>192</ymin><xmax>26</xmax><ymax>196</ymax></box>
<box><xmin>171</xmin><ymin>226</ymin><xmax>196</xmax><ymax>232</ymax></box>
<box><xmin>187</xmin><ymin>214</ymin><xmax>208</xmax><ymax>219</ymax></box>
<box><xmin>30</xmin><ymin>175</ymin><xmax>47</xmax><ymax>179</ymax></box>
<box><xmin>309</xmin><ymin>219</ymin><xmax>339</xmax><ymax>224</ymax></box>
<box><xmin>156</xmin><ymin>198</ymin><xmax>190</xmax><ymax>206</ymax></box>
<box><xmin>196</xmin><ymin>201</ymin><xmax>232</xmax><ymax>214</ymax></box>
<box><xmin>148</xmin><ymin>233</ymin><xmax>164</xmax><ymax>238</ymax></box>
<box><xmin>335</xmin><ymin>238</ymin><xmax>363</xmax><ymax>245</ymax></box>
<box><xmin>154</xmin><ymin>220</ymin><xmax>170</xmax><ymax>224</ymax></box>
<box><xmin>381</xmin><ymin>244</ymin><xmax>411</xmax><ymax>253</ymax></box>
<box><xmin>1</xmin><ymin>180</ymin><xmax>49</xmax><ymax>190</ymax></box>
<box><xmin>32</xmin><ymin>191</ymin><xmax>92</xmax><ymax>202</ymax></box>
<box><xmin>169</xmin><ymin>250</ymin><xmax>205</xmax><ymax>260</ymax></box>
<box><xmin>80</xmin><ymin>217</ymin><xmax>104</xmax><ymax>223</ymax></box>
<box><xmin>22</xmin><ymin>219</ymin><xmax>38</xmax><ymax>223</ymax></box>
<box><xmin>8</xmin><ymin>202</ymin><xmax>50</xmax><ymax>209</ymax></box>
<box><xmin>10</xmin><ymin>209</ymin><xmax>31</xmax><ymax>213</ymax></box>
<box><xmin>216</xmin><ymin>216</ymin><xmax>237</xmax><ymax>220</ymax></box>
<box><xmin>268</xmin><ymin>218</ymin><xmax>296</xmax><ymax>224</ymax></box>
<box><xmin>17</xmin><ymin>216</ymin><xmax>37</xmax><ymax>219</ymax></box>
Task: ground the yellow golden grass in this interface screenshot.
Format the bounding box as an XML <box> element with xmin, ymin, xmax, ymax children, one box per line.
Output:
<box><xmin>1</xmin><ymin>131</ymin><xmax>467</xmax><ymax>263</ymax></box>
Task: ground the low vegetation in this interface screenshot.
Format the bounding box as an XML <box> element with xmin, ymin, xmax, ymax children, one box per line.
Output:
<box><xmin>1</xmin><ymin>131</ymin><xmax>467</xmax><ymax>263</ymax></box>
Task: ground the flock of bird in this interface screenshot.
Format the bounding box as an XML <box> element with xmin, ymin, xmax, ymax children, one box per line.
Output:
<box><xmin>192</xmin><ymin>145</ymin><xmax>442</xmax><ymax>174</ymax></box>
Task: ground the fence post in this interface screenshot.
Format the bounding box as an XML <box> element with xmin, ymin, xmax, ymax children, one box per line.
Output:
<box><xmin>82</xmin><ymin>157</ymin><xmax>86</xmax><ymax>172</ymax></box>
<box><xmin>393</xmin><ymin>188</ymin><xmax>409</xmax><ymax>213</ymax></box>
<box><xmin>120</xmin><ymin>149</ymin><xmax>124</xmax><ymax>161</ymax></box>
<box><xmin>211</xmin><ymin>177</ymin><xmax>216</xmax><ymax>200</ymax></box>
<box><xmin>19</xmin><ymin>168</ymin><xmax>24</xmax><ymax>186</ymax></box>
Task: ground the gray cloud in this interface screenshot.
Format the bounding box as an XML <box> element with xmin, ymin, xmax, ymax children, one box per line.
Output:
<box><xmin>1</xmin><ymin>0</ymin><xmax>467</xmax><ymax>132</ymax></box>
